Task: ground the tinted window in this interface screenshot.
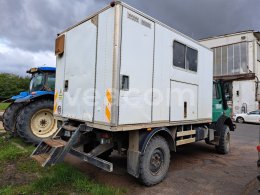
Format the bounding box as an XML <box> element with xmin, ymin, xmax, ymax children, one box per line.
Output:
<box><xmin>213</xmin><ymin>83</ymin><xmax>219</xmax><ymax>99</ymax></box>
<box><xmin>248</xmin><ymin>111</ymin><xmax>259</xmax><ymax>115</ymax></box>
<box><xmin>173</xmin><ymin>41</ymin><xmax>186</xmax><ymax>69</ymax></box>
<box><xmin>173</xmin><ymin>41</ymin><xmax>198</xmax><ymax>72</ymax></box>
<box><xmin>46</xmin><ymin>73</ymin><xmax>56</xmax><ymax>91</ymax></box>
<box><xmin>30</xmin><ymin>73</ymin><xmax>44</xmax><ymax>92</ymax></box>
<box><xmin>186</xmin><ymin>47</ymin><xmax>198</xmax><ymax>72</ymax></box>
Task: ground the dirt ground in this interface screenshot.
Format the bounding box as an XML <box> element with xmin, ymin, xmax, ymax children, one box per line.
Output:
<box><xmin>0</xmin><ymin>109</ymin><xmax>259</xmax><ymax>194</ymax></box>
<box><xmin>65</xmin><ymin>123</ymin><xmax>260</xmax><ymax>195</ymax></box>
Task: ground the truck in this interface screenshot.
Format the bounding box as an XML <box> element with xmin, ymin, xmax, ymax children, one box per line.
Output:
<box><xmin>31</xmin><ymin>1</ymin><xmax>235</xmax><ymax>186</ymax></box>
<box><xmin>3</xmin><ymin>67</ymin><xmax>57</xmax><ymax>144</ymax></box>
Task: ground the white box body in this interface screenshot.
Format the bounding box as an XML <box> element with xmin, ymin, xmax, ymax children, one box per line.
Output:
<box><xmin>54</xmin><ymin>2</ymin><xmax>213</xmax><ymax>131</ymax></box>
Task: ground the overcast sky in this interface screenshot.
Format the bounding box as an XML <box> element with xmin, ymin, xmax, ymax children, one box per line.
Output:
<box><xmin>0</xmin><ymin>0</ymin><xmax>259</xmax><ymax>76</ymax></box>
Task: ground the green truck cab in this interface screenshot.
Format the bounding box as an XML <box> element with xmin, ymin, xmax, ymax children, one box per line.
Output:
<box><xmin>213</xmin><ymin>80</ymin><xmax>232</xmax><ymax>122</ymax></box>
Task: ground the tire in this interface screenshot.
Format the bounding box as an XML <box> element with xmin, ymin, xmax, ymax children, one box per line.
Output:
<box><xmin>215</xmin><ymin>125</ymin><xmax>230</xmax><ymax>154</ymax></box>
<box><xmin>16</xmin><ymin>99</ymin><xmax>57</xmax><ymax>145</ymax></box>
<box><xmin>2</xmin><ymin>103</ymin><xmax>25</xmax><ymax>135</ymax></box>
<box><xmin>139</xmin><ymin>136</ymin><xmax>170</xmax><ymax>186</ymax></box>
<box><xmin>236</xmin><ymin>117</ymin><xmax>244</xmax><ymax>123</ymax></box>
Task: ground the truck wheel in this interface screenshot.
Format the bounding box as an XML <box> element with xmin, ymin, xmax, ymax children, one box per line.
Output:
<box><xmin>16</xmin><ymin>100</ymin><xmax>57</xmax><ymax>144</ymax></box>
<box><xmin>236</xmin><ymin>117</ymin><xmax>244</xmax><ymax>123</ymax></box>
<box><xmin>139</xmin><ymin>136</ymin><xmax>170</xmax><ymax>186</ymax></box>
<box><xmin>2</xmin><ymin>103</ymin><xmax>25</xmax><ymax>135</ymax></box>
<box><xmin>215</xmin><ymin>125</ymin><xmax>230</xmax><ymax>154</ymax></box>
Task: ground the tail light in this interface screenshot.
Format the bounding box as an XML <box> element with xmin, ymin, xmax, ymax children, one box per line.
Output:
<box><xmin>257</xmin><ymin>145</ymin><xmax>260</xmax><ymax>152</ymax></box>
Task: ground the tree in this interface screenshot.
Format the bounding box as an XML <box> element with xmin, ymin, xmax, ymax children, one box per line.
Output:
<box><xmin>0</xmin><ymin>73</ymin><xmax>30</xmax><ymax>100</ymax></box>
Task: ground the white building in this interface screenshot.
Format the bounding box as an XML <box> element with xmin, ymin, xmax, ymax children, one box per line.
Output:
<box><xmin>199</xmin><ymin>30</ymin><xmax>260</xmax><ymax>114</ymax></box>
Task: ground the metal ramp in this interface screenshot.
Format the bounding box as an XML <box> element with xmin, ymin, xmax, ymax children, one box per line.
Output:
<box><xmin>31</xmin><ymin>124</ymin><xmax>113</xmax><ymax>172</ymax></box>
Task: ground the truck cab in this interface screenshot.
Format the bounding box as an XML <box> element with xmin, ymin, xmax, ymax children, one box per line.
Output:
<box><xmin>212</xmin><ymin>80</ymin><xmax>232</xmax><ymax>122</ymax></box>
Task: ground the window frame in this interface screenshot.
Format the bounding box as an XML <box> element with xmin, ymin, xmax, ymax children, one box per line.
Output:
<box><xmin>257</xmin><ymin>43</ymin><xmax>260</xmax><ymax>62</ymax></box>
<box><xmin>173</xmin><ymin>40</ymin><xmax>198</xmax><ymax>73</ymax></box>
<box><xmin>212</xmin><ymin>41</ymin><xmax>249</xmax><ymax>76</ymax></box>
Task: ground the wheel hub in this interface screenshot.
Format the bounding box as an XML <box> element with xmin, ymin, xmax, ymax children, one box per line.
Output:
<box><xmin>149</xmin><ymin>148</ymin><xmax>164</xmax><ymax>175</ymax></box>
<box><xmin>40</xmin><ymin>119</ymin><xmax>47</xmax><ymax>127</ymax></box>
<box><xmin>30</xmin><ymin>109</ymin><xmax>57</xmax><ymax>138</ymax></box>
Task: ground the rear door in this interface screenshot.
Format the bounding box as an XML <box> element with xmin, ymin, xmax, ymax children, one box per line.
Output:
<box><xmin>170</xmin><ymin>81</ymin><xmax>198</xmax><ymax>121</ymax></box>
<box><xmin>62</xmin><ymin>20</ymin><xmax>97</xmax><ymax>122</ymax></box>
<box><xmin>118</xmin><ymin>8</ymin><xmax>154</xmax><ymax>125</ymax></box>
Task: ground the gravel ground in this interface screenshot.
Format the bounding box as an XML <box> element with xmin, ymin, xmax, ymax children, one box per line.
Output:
<box><xmin>65</xmin><ymin>123</ymin><xmax>260</xmax><ymax>195</ymax></box>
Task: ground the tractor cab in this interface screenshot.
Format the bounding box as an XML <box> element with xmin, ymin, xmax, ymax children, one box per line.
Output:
<box><xmin>27</xmin><ymin>67</ymin><xmax>56</xmax><ymax>93</ymax></box>
<box><xmin>11</xmin><ymin>67</ymin><xmax>56</xmax><ymax>101</ymax></box>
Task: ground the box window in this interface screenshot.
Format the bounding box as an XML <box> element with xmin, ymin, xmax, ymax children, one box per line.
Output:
<box><xmin>173</xmin><ymin>41</ymin><xmax>198</xmax><ymax>72</ymax></box>
<box><xmin>173</xmin><ymin>41</ymin><xmax>186</xmax><ymax>69</ymax></box>
<box><xmin>186</xmin><ymin>47</ymin><xmax>198</xmax><ymax>72</ymax></box>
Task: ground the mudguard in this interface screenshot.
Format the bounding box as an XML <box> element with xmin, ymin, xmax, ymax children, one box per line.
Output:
<box><xmin>212</xmin><ymin>114</ymin><xmax>236</xmax><ymax>132</ymax></box>
<box><xmin>140</xmin><ymin>127</ymin><xmax>175</xmax><ymax>154</ymax></box>
<box><xmin>14</xmin><ymin>91</ymin><xmax>54</xmax><ymax>103</ymax></box>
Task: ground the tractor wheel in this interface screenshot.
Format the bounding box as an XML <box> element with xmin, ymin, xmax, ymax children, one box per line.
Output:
<box><xmin>215</xmin><ymin>125</ymin><xmax>230</xmax><ymax>154</ymax></box>
<box><xmin>16</xmin><ymin>100</ymin><xmax>57</xmax><ymax>145</ymax></box>
<box><xmin>2</xmin><ymin>103</ymin><xmax>25</xmax><ymax>135</ymax></box>
<box><xmin>139</xmin><ymin>136</ymin><xmax>170</xmax><ymax>186</ymax></box>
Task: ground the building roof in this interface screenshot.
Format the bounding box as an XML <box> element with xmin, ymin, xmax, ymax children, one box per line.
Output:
<box><xmin>199</xmin><ymin>30</ymin><xmax>260</xmax><ymax>42</ymax></box>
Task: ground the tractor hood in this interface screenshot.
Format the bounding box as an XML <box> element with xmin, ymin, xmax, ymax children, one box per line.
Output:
<box><xmin>14</xmin><ymin>91</ymin><xmax>54</xmax><ymax>103</ymax></box>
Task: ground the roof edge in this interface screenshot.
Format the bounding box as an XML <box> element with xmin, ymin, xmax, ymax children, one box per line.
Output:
<box><xmin>199</xmin><ymin>30</ymin><xmax>256</xmax><ymax>42</ymax></box>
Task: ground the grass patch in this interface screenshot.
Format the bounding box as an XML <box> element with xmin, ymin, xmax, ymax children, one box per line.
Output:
<box><xmin>0</xmin><ymin>136</ymin><xmax>125</xmax><ymax>195</ymax></box>
<box><xmin>0</xmin><ymin>103</ymin><xmax>10</xmax><ymax>111</ymax></box>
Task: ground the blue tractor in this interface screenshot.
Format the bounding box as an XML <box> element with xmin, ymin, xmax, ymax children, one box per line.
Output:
<box><xmin>3</xmin><ymin>67</ymin><xmax>57</xmax><ymax>144</ymax></box>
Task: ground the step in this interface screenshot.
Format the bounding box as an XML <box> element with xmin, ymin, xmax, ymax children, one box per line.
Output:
<box><xmin>44</xmin><ymin>139</ymin><xmax>67</xmax><ymax>148</ymax></box>
<box><xmin>31</xmin><ymin>153</ymin><xmax>50</xmax><ymax>166</ymax></box>
<box><xmin>176</xmin><ymin>138</ymin><xmax>196</xmax><ymax>146</ymax></box>
<box><xmin>63</xmin><ymin>125</ymin><xmax>78</xmax><ymax>131</ymax></box>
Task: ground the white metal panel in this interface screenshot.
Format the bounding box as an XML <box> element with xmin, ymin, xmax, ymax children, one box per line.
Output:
<box><xmin>54</xmin><ymin>46</ymin><xmax>66</xmax><ymax>116</ymax></box>
<box><xmin>170</xmin><ymin>81</ymin><xmax>198</xmax><ymax>121</ymax></box>
<box><xmin>62</xmin><ymin>20</ymin><xmax>97</xmax><ymax>122</ymax></box>
<box><xmin>94</xmin><ymin>8</ymin><xmax>115</xmax><ymax>124</ymax></box>
<box><xmin>118</xmin><ymin>8</ymin><xmax>154</xmax><ymax>125</ymax></box>
<box><xmin>153</xmin><ymin>24</ymin><xmax>212</xmax><ymax>122</ymax></box>
<box><xmin>152</xmin><ymin>25</ymin><xmax>171</xmax><ymax>122</ymax></box>
<box><xmin>197</xmin><ymin>48</ymin><xmax>213</xmax><ymax>119</ymax></box>
<box><xmin>232</xmin><ymin>80</ymin><xmax>258</xmax><ymax>114</ymax></box>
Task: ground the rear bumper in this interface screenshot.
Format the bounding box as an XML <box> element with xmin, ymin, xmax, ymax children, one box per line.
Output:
<box><xmin>69</xmin><ymin>148</ymin><xmax>113</xmax><ymax>172</ymax></box>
